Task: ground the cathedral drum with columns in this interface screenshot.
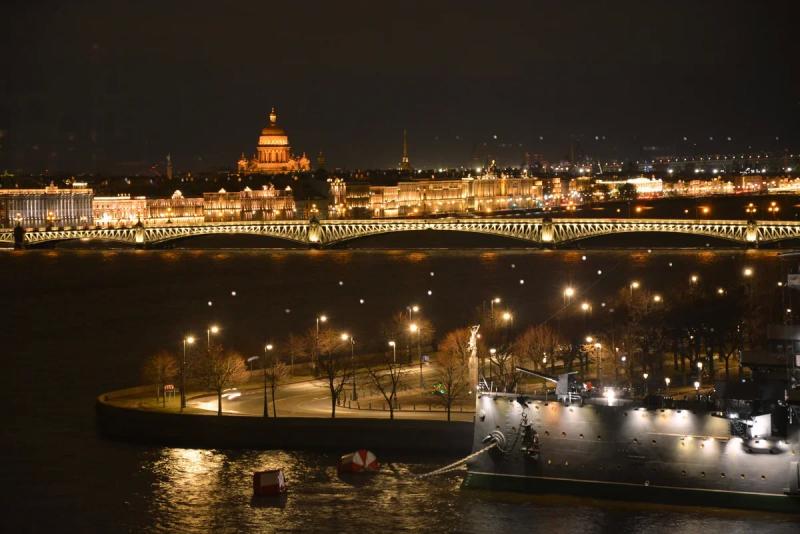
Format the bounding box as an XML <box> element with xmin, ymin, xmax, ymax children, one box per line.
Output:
<box><xmin>238</xmin><ymin>108</ymin><xmax>310</xmax><ymax>174</ymax></box>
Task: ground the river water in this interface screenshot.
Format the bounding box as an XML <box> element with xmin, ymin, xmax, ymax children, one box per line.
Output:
<box><xmin>2</xmin><ymin>243</ymin><xmax>799</xmax><ymax>532</ymax></box>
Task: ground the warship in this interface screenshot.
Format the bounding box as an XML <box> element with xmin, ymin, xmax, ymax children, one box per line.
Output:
<box><xmin>463</xmin><ymin>325</ymin><xmax>800</xmax><ymax>512</ymax></box>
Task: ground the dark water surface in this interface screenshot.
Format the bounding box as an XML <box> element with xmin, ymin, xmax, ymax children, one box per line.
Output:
<box><xmin>2</xmin><ymin>247</ymin><xmax>799</xmax><ymax>532</ymax></box>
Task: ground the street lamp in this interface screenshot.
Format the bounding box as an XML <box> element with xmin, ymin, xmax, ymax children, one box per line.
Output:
<box><xmin>490</xmin><ymin>297</ymin><xmax>501</xmax><ymax>319</ymax></box>
<box><xmin>409</xmin><ymin>323</ymin><xmax>423</xmax><ymax>388</ymax></box>
<box><xmin>743</xmin><ymin>267</ymin><xmax>753</xmax><ymax>277</ymax></box>
<box><xmin>181</xmin><ymin>335</ymin><xmax>195</xmax><ymax>410</ymax></box>
<box><xmin>207</xmin><ymin>324</ymin><xmax>219</xmax><ymax>348</ymax></box>
<box><xmin>690</xmin><ymin>274</ymin><xmax>699</xmax><ymax>285</ymax></box>
<box><xmin>262</xmin><ymin>343</ymin><xmax>274</xmax><ymax>417</ymax></box>
<box><xmin>341</xmin><ymin>333</ymin><xmax>357</xmax><ymax>400</ymax></box>
<box><xmin>501</xmin><ymin>311</ymin><xmax>513</xmax><ymax>322</ymax></box>
<box><xmin>563</xmin><ymin>286</ymin><xmax>575</xmax><ymax>305</ymax></box>
<box><xmin>581</xmin><ymin>301</ymin><xmax>591</xmax><ymax>312</ymax></box>
<box><xmin>629</xmin><ymin>280</ymin><xmax>640</xmax><ymax>297</ymax></box>
<box><xmin>388</xmin><ymin>340</ymin><xmax>396</xmax><ymax>364</ymax></box>
<box><xmin>653</xmin><ymin>294</ymin><xmax>662</xmax><ymax>303</ymax></box>
<box><xmin>643</xmin><ymin>372</ymin><xmax>649</xmax><ymax>396</ymax></box>
<box><xmin>664</xmin><ymin>377</ymin><xmax>671</xmax><ymax>394</ymax></box>
<box><xmin>694</xmin><ymin>380</ymin><xmax>701</xmax><ymax>396</ymax></box>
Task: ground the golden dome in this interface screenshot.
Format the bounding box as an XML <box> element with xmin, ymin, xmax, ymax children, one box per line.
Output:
<box><xmin>260</xmin><ymin>107</ymin><xmax>286</xmax><ymax>136</ymax></box>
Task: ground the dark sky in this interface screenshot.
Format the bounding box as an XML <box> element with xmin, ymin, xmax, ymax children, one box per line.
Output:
<box><xmin>1</xmin><ymin>0</ymin><xmax>798</xmax><ymax>173</ymax></box>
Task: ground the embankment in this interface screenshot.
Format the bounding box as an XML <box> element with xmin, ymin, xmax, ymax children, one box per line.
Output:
<box><xmin>96</xmin><ymin>393</ymin><xmax>473</xmax><ymax>456</ymax></box>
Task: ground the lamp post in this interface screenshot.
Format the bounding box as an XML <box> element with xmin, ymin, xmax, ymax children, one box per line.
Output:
<box><xmin>263</xmin><ymin>343</ymin><xmax>273</xmax><ymax>417</ymax></box>
<box><xmin>181</xmin><ymin>335</ymin><xmax>195</xmax><ymax>411</ymax></box>
<box><xmin>643</xmin><ymin>372</ymin><xmax>649</xmax><ymax>396</ymax></box>
<box><xmin>388</xmin><ymin>340</ymin><xmax>396</xmax><ymax>364</ymax></box>
<box><xmin>410</xmin><ymin>323</ymin><xmax>422</xmax><ymax>388</ymax></box>
<box><xmin>694</xmin><ymin>380</ymin><xmax>701</xmax><ymax>399</ymax></box>
<box><xmin>696</xmin><ymin>360</ymin><xmax>703</xmax><ymax>383</ymax></box>
<box><xmin>314</xmin><ymin>314</ymin><xmax>327</xmax><ymax>372</ymax></box>
<box><xmin>341</xmin><ymin>333</ymin><xmax>357</xmax><ymax>400</ymax></box>
<box><xmin>664</xmin><ymin>376</ymin><xmax>671</xmax><ymax>394</ymax></box>
<box><xmin>490</xmin><ymin>297</ymin><xmax>501</xmax><ymax>324</ymax></box>
<box><xmin>594</xmin><ymin>342</ymin><xmax>602</xmax><ymax>380</ymax></box>
<box><xmin>629</xmin><ymin>280</ymin><xmax>640</xmax><ymax>297</ymax></box>
<box><xmin>207</xmin><ymin>324</ymin><xmax>219</xmax><ymax>349</ymax></box>
<box><xmin>563</xmin><ymin>286</ymin><xmax>575</xmax><ymax>306</ymax></box>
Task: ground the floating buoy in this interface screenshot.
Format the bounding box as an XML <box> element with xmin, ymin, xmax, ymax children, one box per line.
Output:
<box><xmin>337</xmin><ymin>449</ymin><xmax>380</xmax><ymax>474</ymax></box>
<box><xmin>253</xmin><ymin>469</ymin><xmax>288</xmax><ymax>496</ymax></box>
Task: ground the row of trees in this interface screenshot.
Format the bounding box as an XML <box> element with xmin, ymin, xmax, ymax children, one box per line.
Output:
<box><xmin>142</xmin><ymin>278</ymin><xmax>768</xmax><ymax>419</ymax></box>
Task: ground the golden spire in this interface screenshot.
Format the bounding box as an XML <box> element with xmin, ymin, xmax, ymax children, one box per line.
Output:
<box><xmin>269</xmin><ymin>107</ymin><xmax>277</xmax><ymax>125</ymax></box>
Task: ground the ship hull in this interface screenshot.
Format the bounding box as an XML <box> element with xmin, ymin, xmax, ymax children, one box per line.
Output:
<box><xmin>466</xmin><ymin>394</ymin><xmax>800</xmax><ymax>513</ymax></box>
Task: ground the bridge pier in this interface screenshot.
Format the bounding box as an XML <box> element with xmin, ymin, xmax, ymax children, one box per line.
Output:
<box><xmin>307</xmin><ymin>217</ymin><xmax>322</xmax><ymax>249</ymax></box>
<box><xmin>745</xmin><ymin>220</ymin><xmax>759</xmax><ymax>248</ymax></box>
<box><xmin>13</xmin><ymin>225</ymin><xmax>25</xmax><ymax>250</ymax></box>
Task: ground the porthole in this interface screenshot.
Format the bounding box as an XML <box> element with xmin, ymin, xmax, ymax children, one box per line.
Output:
<box><xmin>561</xmin><ymin>432</ymin><xmax>566</xmax><ymax>437</ymax></box>
<box><xmin>681</xmin><ymin>470</ymin><xmax>686</xmax><ymax>476</ymax></box>
<box><xmin>700</xmin><ymin>443</ymin><xmax>705</xmax><ymax>448</ymax></box>
<box><xmin>761</xmin><ymin>475</ymin><xmax>767</xmax><ymax>480</ymax></box>
<box><xmin>544</xmin><ymin>430</ymin><xmax>550</xmax><ymax>437</ymax></box>
<box><xmin>579</xmin><ymin>433</ymin><xmax>584</xmax><ymax>439</ymax></box>
<box><xmin>720</xmin><ymin>472</ymin><xmax>726</xmax><ymax>478</ymax></box>
<box><xmin>597</xmin><ymin>435</ymin><xmax>602</xmax><ymax>440</ymax></box>
<box><xmin>651</xmin><ymin>439</ymin><xmax>657</xmax><ymax>444</ymax></box>
<box><xmin>700</xmin><ymin>471</ymin><xmax>706</xmax><ymax>477</ymax></box>
<box><xmin>633</xmin><ymin>438</ymin><xmax>639</xmax><ymax>444</ymax></box>
<box><xmin>740</xmin><ymin>474</ymin><xmax>745</xmax><ymax>479</ymax></box>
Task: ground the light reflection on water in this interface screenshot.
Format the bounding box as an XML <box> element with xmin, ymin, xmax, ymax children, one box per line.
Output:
<box><xmin>2</xmin><ymin>248</ymin><xmax>799</xmax><ymax>532</ymax></box>
<box><xmin>135</xmin><ymin>448</ymin><xmax>799</xmax><ymax>533</ymax></box>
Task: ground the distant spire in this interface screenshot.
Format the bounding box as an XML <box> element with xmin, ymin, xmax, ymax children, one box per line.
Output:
<box><xmin>269</xmin><ymin>107</ymin><xmax>277</xmax><ymax>125</ymax></box>
<box><xmin>400</xmin><ymin>129</ymin><xmax>411</xmax><ymax>170</ymax></box>
<box><xmin>166</xmin><ymin>153</ymin><xmax>173</xmax><ymax>180</ymax></box>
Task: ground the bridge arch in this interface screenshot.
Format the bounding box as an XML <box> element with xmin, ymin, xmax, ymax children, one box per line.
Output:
<box><xmin>317</xmin><ymin>220</ymin><xmax>542</xmax><ymax>246</ymax></box>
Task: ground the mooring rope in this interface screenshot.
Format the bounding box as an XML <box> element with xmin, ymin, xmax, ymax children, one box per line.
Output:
<box><xmin>414</xmin><ymin>441</ymin><xmax>498</xmax><ymax>479</ymax></box>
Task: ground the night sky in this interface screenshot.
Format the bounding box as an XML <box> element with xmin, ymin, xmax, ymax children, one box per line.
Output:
<box><xmin>1</xmin><ymin>0</ymin><xmax>798</xmax><ymax>173</ymax></box>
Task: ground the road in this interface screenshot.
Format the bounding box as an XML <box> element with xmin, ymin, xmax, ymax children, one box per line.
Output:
<box><xmin>187</xmin><ymin>363</ymin><xmax>474</xmax><ymax>422</ymax></box>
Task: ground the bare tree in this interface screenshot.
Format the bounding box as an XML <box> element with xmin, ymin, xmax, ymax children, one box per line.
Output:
<box><xmin>286</xmin><ymin>333</ymin><xmax>307</xmax><ymax>376</ymax></box>
<box><xmin>515</xmin><ymin>324</ymin><xmax>562</xmax><ymax>373</ymax></box>
<box><xmin>315</xmin><ymin>329</ymin><xmax>350</xmax><ymax>418</ymax></box>
<box><xmin>366</xmin><ymin>353</ymin><xmax>404</xmax><ymax>419</ymax></box>
<box><xmin>142</xmin><ymin>351</ymin><xmax>178</xmax><ymax>407</ymax></box>
<box><xmin>197</xmin><ymin>345</ymin><xmax>248</xmax><ymax>416</ymax></box>
<box><xmin>263</xmin><ymin>350</ymin><xmax>290</xmax><ymax>417</ymax></box>
<box><xmin>436</xmin><ymin>329</ymin><xmax>472</xmax><ymax>421</ymax></box>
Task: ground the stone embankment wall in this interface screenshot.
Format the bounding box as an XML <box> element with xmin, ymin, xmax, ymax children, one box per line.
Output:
<box><xmin>96</xmin><ymin>394</ymin><xmax>472</xmax><ymax>456</ymax></box>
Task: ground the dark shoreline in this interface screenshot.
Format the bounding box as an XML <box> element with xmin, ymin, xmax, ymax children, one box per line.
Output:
<box><xmin>96</xmin><ymin>395</ymin><xmax>473</xmax><ymax>456</ymax></box>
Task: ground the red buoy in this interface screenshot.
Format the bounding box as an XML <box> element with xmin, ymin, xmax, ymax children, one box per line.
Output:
<box><xmin>337</xmin><ymin>449</ymin><xmax>380</xmax><ymax>474</ymax></box>
<box><xmin>253</xmin><ymin>469</ymin><xmax>288</xmax><ymax>496</ymax></box>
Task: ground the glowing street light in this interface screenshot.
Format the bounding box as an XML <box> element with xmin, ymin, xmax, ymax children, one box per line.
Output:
<box><xmin>181</xmin><ymin>335</ymin><xmax>195</xmax><ymax>410</ymax></box>
<box><xmin>563</xmin><ymin>286</ymin><xmax>575</xmax><ymax>305</ymax></box>
<box><xmin>388</xmin><ymin>340</ymin><xmax>396</xmax><ymax>363</ymax></box>
<box><xmin>743</xmin><ymin>267</ymin><xmax>753</xmax><ymax>277</ymax></box>
<box><xmin>501</xmin><ymin>311</ymin><xmax>513</xmax><ymax>322</ymax></box>
<box><xmin>581</xmin><ymin>301</ymin><xmax>591</xmax><ymax>312</ymax></box>
<box><xmin>664</xmin><ymin>376</ymin><xmax>671</xmax><ymax>394</ymax></box>
<box><xmin>207</xmin><ymin>324</ymin><xmax>220</xmax><ymax>348</ymax></box>
<box><xmin>629</xmin><ymin>280</ymin><xmax>640</xmax><ymax>296</ymax></box>
<box><xmin>341</xmin><ymin>333</ymin><xmax>357</xmax><ymax>400</ymax></box>
<box><xmin>653</xmin><ymin>294</ymin><xmax>662</xmax><ymax>303</ymax></box>
<box><xmin>690</xmin><ymin>274</ymin><xmax>699</xmax><ymax>284</ymax></box>
<box><xmin>262</xmin><ymin>342</ymin><xmax>274</xmax><ymax>416</ymax></box>
<box><xmin>409</xmin><ymin>323</ymin><xmax>422</xmax><ymax>388</ymax></box>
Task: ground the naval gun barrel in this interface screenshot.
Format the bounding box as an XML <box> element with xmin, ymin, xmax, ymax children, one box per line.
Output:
<box><xmin>516</xmin><ymin>366</ymin><xmax>559</xmax><ymax>383</ymax></box>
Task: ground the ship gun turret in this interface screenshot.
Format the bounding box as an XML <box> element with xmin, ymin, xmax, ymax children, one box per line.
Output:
<box><xmin>516</xmin><ymin>367</ymin><xmax>585</xmax><ymax>405</ymax></box>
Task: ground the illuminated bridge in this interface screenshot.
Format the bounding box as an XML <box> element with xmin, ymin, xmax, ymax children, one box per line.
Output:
<box><xmin>2</xmin><ymin>218</ymin><xmax>800</xmax><ymax>248</ymax></box>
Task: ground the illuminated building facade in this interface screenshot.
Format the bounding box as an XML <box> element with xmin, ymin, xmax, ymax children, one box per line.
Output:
<box><xmin>203</xmin><ymin>185</ymin><xmax>295</xmax><ymax>221</ymax></box>
<box><xmin>0</xmin><ymin>184</ymin><xmax>93</xmax><ymax>228</ymax></box>
<box><xmin>237</xmin><ymin>108</ymin><xmax>311</xmax><ymax>174</ymax></box>
<box><xmin>146</xmin><ymin>191</ymin><xmax>204</xmax><ymax>224</ymax></box>
<box><xmin>332</xmin><ymin>176</ymin><xmax>543</xmax><ymax>218</ymax></box>
<box><xmin>93</xmin><ymin>195</ymin><xmax>148</xmax><ymax>227</ymax></box>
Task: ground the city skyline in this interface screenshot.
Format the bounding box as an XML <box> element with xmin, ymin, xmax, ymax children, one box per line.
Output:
<box><xmin>2</xmin><ymin>1</ymin><xmax>798</xmax><ymax>173</ymax></box>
